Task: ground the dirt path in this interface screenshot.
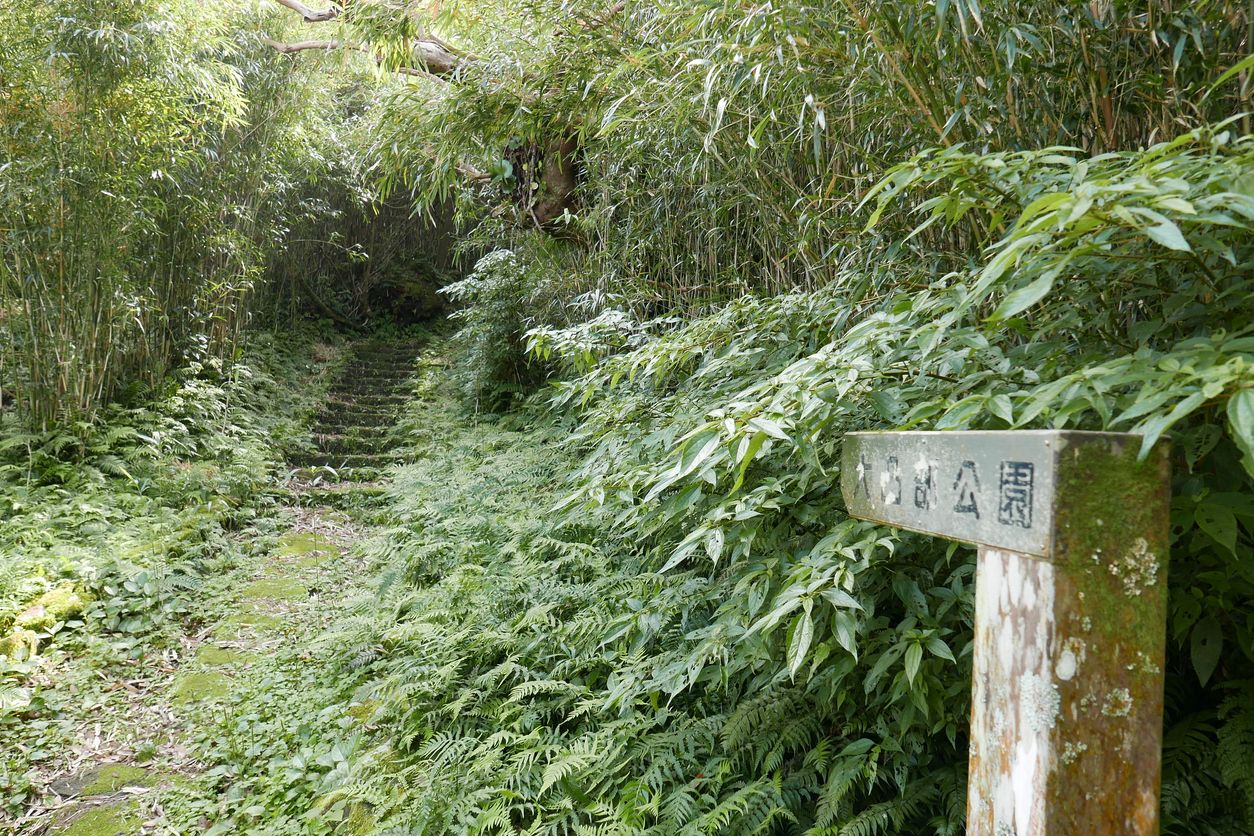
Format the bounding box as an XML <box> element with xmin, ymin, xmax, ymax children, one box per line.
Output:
<box><xmin>37</xmin><ymin>339</ymin><xmax>420</xmax><ymax>836</ymax></box>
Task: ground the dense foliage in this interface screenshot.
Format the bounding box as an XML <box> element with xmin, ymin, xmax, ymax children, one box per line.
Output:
<box><xmin>0</xmin><ymin>0</ymin><xmax>1252</xmax><ymax>833</ymax></box>
<box><xmin>0</xmin><ymin>327</ymin><xmax>340</xmax><ymax>820</ymax></box>
<box><xmin>321</xmin><ymin>0</ymin><xmax>1254</xmax><ymax>832</ymax></box>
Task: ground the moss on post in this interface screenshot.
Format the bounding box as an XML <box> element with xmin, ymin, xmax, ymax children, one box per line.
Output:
<box><xmin>966</xmin><ymin>432</ymin><xmax>1170</xmax><ymax>835</ymax></box>
<box><xmin>1045</xmin><ymin>434</ymin><xmax>1170</xmax><ymax>834</ymax></box>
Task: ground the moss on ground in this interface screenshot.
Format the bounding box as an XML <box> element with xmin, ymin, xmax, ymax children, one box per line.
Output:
<box><xmin>241</xmin><ymin>577</ymin><xmax>308</xmax><ymax>601</ymax></box>
<box><xmin>171</xmin><ymin>670</ymin><xmax>233</xmax><ymax>704</ymax></box>
<box><xmin>78</xmin><ymin>764</ymin><xmax>156</xmax><ymax>795</ymax></box>
<box><xmin>275</xmin><ymin>531</ymin><xmax>328</xmax><ymax>557</ymax></box>
<box><xmin>50</xmin><ymin>764</ymin><xmax>158</xmax><ymax>798</ymax></box>
<box><xmin>213</xmin><ymin>611</ymin><xmax>284</xmax><ymax>640</ymax></box>
<box><xmin>295</xmin><ymin>552</ymin><xmax>332</xmax><ymax>568</ymax></box>
<box><xmin>52</xmin><ymin>800</ymin><xmax>143</xmax><ymax>835</ymax></box>
<box><xmin>195</xmin><ymin>644</ymin><xmax>250</xmax><ymax>666</ymax></box>
<box><xmin>223</xmin><ymin>611</ymin><xmax>283</xmax><ymax>628</ymax></box>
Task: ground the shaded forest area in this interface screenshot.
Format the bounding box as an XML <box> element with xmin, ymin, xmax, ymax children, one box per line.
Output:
<box><xmin>2</xmin><ymin>0</ymin><xmax>1254</xmax><ymax>833</ymax></box>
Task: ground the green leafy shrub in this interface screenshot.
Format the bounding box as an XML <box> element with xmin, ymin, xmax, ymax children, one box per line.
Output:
<box><xmin>81</xmin><ymin>564</ymin><xmax>199</xmax><ymax>646</ymax></box>
<box><xmin>442</xmin><ymin>250</ymin><xmax>553</xmax><ymax>410</ymax></box>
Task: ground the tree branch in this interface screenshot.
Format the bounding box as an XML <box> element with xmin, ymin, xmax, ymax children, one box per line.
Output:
<box><xmin>412</xmin><ymin>40</ymin><xmax>460</xmax><ymax>77</ymax></box>
<box><xmin>263</xmin><ymin>37</ymin><xmax>347</xmax><ymax>54</ymax></box>
<box><xmin>271</xmin><ymin>0</ymin><xmax>340</xmax><ymax>23</ymax></box>
<box><xmin>263</xmin><ymin>37</ymin><xmax>460</xmax><ymax>80</ymax></box>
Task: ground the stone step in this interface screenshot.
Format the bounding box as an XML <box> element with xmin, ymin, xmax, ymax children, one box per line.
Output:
<box><xmin>312</xmin><ymin>425</ymin><xmax>391</xmax><ymax>440</ymax></box>
<box><xmin>326</xmin><ymin>392</ymin><xmax>409</xmax><ymax>406</ymax></box>
<box><xmin>312</xmin><ymin>434</ymin><xmax>390</xmax><ymax>454</ymax></box>
<box><xmin>317</xmin><ymin>400</ymin><xmax>399</xmax><ymax>415</ymax></box>
<box><xmin>316</xmin><ymin>403</ymin><xmax>401</xmax><ymax>420</ymax></box>
<box><xmin>312</xmin><ymin>417</ymin><xmax>399</xmax><ymax>435</ymax></box>
<box><xmin>338</xmin><ymin>365</ymin><xmax>416</xmax><ymax>378</ymax></box>
<box><xmin>289</xmin><ymin>465</ymin><xmax>385</xmax><ymax>483</ymax></box>
<box><xmin>310</xmin><ymin>422</ymin><xmax>395</xmax><ymax>438</ymax></box>
<box><xmin>336</xmin><ymin>360</ymin><xmax>415</xmax><ymax>373</ymax></box>
<box><xmin>331</xmin><ymin>375</ymin><xmax>412</xmax><ymax>389</ymax></box>
<box><xmin>289</xmin><ymin>452</ymin><xmax>402</xmax><ymax>469</ymax></box>
<box><xmin>350</xmin><ymin>348</ymin><xmax>421</xmax><ymax>362</ymax></box>
<box><xmin>296</xmin><ymin>485</ymin><xmax>390</xmax><ymax>510</ymax></box>
<box><xmin>311</xmin><ymin>420</ymin><xmax>396</xmax><ymax>435</ymax></box>
<box><xmin>329</xmin><ymin>382</ymin><xmax>412</xmax><ymax>397</ymax></box>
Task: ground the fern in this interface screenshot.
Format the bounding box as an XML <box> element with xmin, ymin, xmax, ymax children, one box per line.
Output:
<box><xmin>1217</xmin><ymin>685</ymin><xmax>1254</xmax><ymax>827</ymax></box>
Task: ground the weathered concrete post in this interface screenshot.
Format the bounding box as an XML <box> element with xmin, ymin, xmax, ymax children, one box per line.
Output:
<box><xmin>840</xmin><ymin>431</ymin><xmax>1170</xmax><ymax>835</ymax></box>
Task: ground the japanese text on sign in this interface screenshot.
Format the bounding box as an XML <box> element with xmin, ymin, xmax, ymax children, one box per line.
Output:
<box><xmin>841</xmin><ymin>431</ymin><xmax>1060</xmax><ymax>556</ymax></box>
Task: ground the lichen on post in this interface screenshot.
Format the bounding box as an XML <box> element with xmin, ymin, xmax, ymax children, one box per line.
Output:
<box><xmin>967</xmin><ymin>433</ymin><xmax>1170</xmax><ymax>835</ymax></box>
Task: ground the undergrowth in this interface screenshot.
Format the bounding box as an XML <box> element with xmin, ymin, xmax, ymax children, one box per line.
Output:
<box><xmin>0</xmin><ymin>326</ymin><xmax>342</xmax><ymax>822</ymax></box>
<box><xmin>215</xmin><ymin>128</ymin><xmax>1254</xmax><ymax>835</ymax></box>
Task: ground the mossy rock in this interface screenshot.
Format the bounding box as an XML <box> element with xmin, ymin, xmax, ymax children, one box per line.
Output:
<box><xmin>171</xmin><ymin>670</ymin><xmax>233</xmax><ymax>704</ymax></box>
<box><xmin>50</xmin><ymin>800</ymin><xmax>143</xmax><ymax>835</ymax></box>
<box><xmin>195</xmin><ymin>644</ymin><xmax>250</xmax><ymax>666</ymax></box>
<box><xmin>15</xmin><ymin>584</ymin><xmax>89</xmax><ymax>631</ymax></box>
<box><xmin>0</xmin><ymin>627</ymin><xmax>38</xmax><ymax>659</ymax></box>
<box><xmin>241</xmin><ymin>578</ymin><xmax>308</xmax><ymax>601</ymax></box>
<box><xmin>345</xmin><ymin>802</ymin><xmax>376</xmax><ymax>834</ymax></box>
<box><xmin>346</xmin><ymin>700</ymin><xmax>379</xmax><ymax>723</ymax></box>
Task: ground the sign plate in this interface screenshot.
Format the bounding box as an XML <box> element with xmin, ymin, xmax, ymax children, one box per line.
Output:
<box><xmin>841</xmin><ymin>431</ymin><xmax>1066</xmax><ymax>556</ymax></box>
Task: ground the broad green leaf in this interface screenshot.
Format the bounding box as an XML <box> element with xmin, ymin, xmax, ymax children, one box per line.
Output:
<box><xmin>991</xmin><ymin>274</ymin><xmax>1054</xmax><ymax>321</ymax></box>
<box><xmin>1207</xmin><ymin>53</ymin><xmax>1254</xmax><ymax>97</ymax></box>
<box><xmin>833</xmin><ymin>610</ymin><xmax>858</xmax><ymax>658</ymax></box>
<box><xmin>821</xmin><ymin>587</ymin><xmax>864</xmax><ymax>611</ymax></box>
<box><xmin>704</xmin><ymin>527</ymin><xmax>725</xmax><ymax>562</ymax></box>
<box><xmin>1195</xmin><ymin>501</ymin><xmax>1238</xmax><ymax>557</ymax></box>
<box><xmin>788</xmin><ymin>606</ymin><xmax>815</xmax><ymax>679</ymax></box>
<box><xmin>731</xmin><ymin>431</ymin><xmax>767</xmax><ymax>492</ymax></box>
<box><xmin>0</xmin><ymin>685</ymin><xmax>31</xmax><ymax>713</ymax></box>
<box><xmin>1136</xmin><ymin>391</ymin><xmax>1206</xmax><ymax>459</ymax></box>
<box><xmin>839</xmin><ymin>738</ymin><xmax>875</xmax><ymax>757</ymax></box>
<box><xmin>988</xmin><ymin>394</ymin><xmax>1013</xmax><ymax>424</ymax></box>
<box><xmin>904</xmin><ymin>642</ymin><xmax>923</xmax><ymax>684</ymax></box>
<box><xmin>864</xmin><ymin>645</ymin><xmax>903</xmax><ymax>693</ymax></box>
<box><xmin>1190</xmin><ymin>616</ymin><xmax>1223</xmax><ymax>686</ymax></box>
<box><xmin>925</xmin><ymin>636</ymin><xmax>955</xmax><ymax>663</ymax></box>
<box><xmin>1226</xmin><ymin>389</ymin><xmax>1254</xmax><ymax>477</ymax></box>
<box><xmin>747</xmin><ymin>417</ymin><xmax>789</xmax><ymax>440</ymax></box>
<box><xmin>1142</xmin><ymin>213</ymin><xmax>1192</xmax><ymax>251</ymax></box>
<box><xmin>868</xmin><ymin>391</ymin><xmax>904</xmax><ymax>422</ymax></box>
<box><xmin>892</xmin><ymin>576</ymin><xmax>928</xmax><ymax>617</ymax></box>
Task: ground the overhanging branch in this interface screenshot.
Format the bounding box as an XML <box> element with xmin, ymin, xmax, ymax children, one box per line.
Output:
<box><xmin>262</xmin><ymin>1</ymin><xmax>606</xmax><ymax>228</ymax></box>
<box><xmin>263</xmin><ymin>37</ymin><xmax>460</xmax><ymax>81</ymax></box>
<box><xmin>272</xmin><ymin>0</ymin><xmax>340</xmax><ymax>23</ymax></box>
<box><xmin>263</xmin><ymin>37</ymin><xmax>346</xmax><ymax>54</ymax></box>
<box><xmin>263</xmin><ymin>37</ymin><xmax>460</xmax><ymax>80</ymax></box>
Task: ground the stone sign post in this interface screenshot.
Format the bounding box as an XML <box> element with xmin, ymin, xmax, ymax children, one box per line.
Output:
<box><xmin>840</xmin><ymin>430</ymin><xmax>1170</xmax><ymax>835</ymax></box>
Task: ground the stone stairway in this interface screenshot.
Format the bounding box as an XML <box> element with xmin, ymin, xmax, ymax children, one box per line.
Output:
<box><xmin>288</xmin><ymin>339</ymin><xmax>421</xmax><ymax>506</ymax></box>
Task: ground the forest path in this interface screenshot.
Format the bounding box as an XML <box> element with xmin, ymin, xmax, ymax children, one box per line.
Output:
<box><xmin>39</xmin><ymin>338</ymin><xmax>421</xmax><ymax>836</ymax></box>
